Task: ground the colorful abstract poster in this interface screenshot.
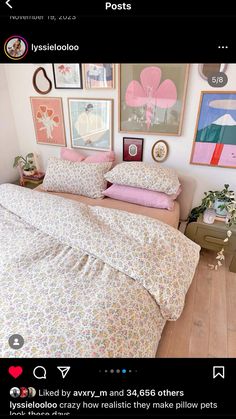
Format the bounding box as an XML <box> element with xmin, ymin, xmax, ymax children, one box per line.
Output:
<box><xmin>191</xmin><ymin>92</ymin><xmax>236</xmax><ymax>168</ymax></box>
<box><xmin>30</xmin><ymin>97</ymin><xmax>66</xmax><ymax>146</ymax></box>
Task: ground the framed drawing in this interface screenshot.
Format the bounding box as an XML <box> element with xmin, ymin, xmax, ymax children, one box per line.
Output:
<box><xmin>123</xmin><ymin>137</ymin><xmax>144</xmax><ymax>161</ymax></box>
<box><xmin>30</xmin><ymin>97</ymin><xmax>66</xmax><ymax>146</ymax></box>
<box><xmin>119</xmin><ymin>64</ymin><xmax>189</xmax><ymax>135</ymax></box>
<box><xmin>83</xmin><ymin>64</ymin><xmax>115</xmax><ymax>89</ymax></box>
<box><xmin>68</xmin><ymin>98</ymin><xmax>113</xmax><ymax>151</ymax></box>
<box><xmin>190</xmin><ymin>91</ymin><xmax>236</xmax><ymax>168</ymax></box>
<box><xmin>52</xmin><ymin>64</ymin><xmax>83</xmax><ymax>89</ymax></box>
<box><xmin>152</xmin><ymin>140</ymin><xmax>169</xmax><ymax>162</ymax></box>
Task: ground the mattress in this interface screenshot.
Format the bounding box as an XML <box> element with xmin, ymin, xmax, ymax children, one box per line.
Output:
<box><xmin>35</xmin><ymin>186</ymin><xmax>180</xmax><ymax>229</ymax></box>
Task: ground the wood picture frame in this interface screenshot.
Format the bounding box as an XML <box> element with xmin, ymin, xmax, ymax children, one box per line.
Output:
<box><xmin>151</xmin><ymin>140</ymin><xmax>169</xmax><ymax>162</ymax></box>
<box><xmin>30</xmin><ymin>97</ymin><xmax>66</xmax><ymax>147</ymax></box>
<box><xmin>190</xmin><ymin>91</ymin><xmax>236</xmax><ymax>169</ymax></box>
<box><xmin>119</xmin><ymin>64</ymin><xmax>189</xmax><ymax>136</ymax></box>
<box><xmin>68</xmin><ymin>98</ymin><xmax>113</xmax><ymax>151</ymax></box>
<box><xmin>83</xmin><ymin>64</ymin><xmax>115</xmax><ymax>89</ymax></box>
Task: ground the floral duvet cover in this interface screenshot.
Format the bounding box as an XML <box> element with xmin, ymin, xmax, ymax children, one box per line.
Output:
<box><xmin>0</xmin><ymin>184</ymin><xmax>200</xmax><ymax>357</ymax></box>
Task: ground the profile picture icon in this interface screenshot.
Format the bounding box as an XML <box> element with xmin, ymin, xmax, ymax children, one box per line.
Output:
<box><xmin>4</xmin><ymin>35</ymin><xmax>28</xmax><ymax>60</ymax></box>
<box><xmin>28</xmin><ymin>387</ymin><xmax>36</xmax><ymax>398</ymax></box>
<box><xmin>10</xmin><ymin>387</ymin><xmax>20</xmax><ymax>398</ymax></box>
<box><xmin>20</xmin><ymin>387</ymin><xmax>28</xmax><ymax>398</ymax></box>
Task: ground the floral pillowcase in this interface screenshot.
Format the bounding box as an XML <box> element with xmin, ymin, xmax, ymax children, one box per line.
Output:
<box><xmin>42</xmin><ymin>157</ymin><xmax>112</xmax><ymax>199</ymax></box>
<box><xmin>105</xmin><ymin>162</ymin><xmax>180</xmax><ymax>195</ymax></box>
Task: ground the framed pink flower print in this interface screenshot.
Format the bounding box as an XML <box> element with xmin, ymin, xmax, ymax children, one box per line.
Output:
<box><xmin>119</xmin><ymin>64</ymin><xmax>189</xmax><ymax>135</ymax></box>
<box><xmin>30</xmin><ymin>97</ymin><xmax>66</xmax><ymax>146</ymax></box>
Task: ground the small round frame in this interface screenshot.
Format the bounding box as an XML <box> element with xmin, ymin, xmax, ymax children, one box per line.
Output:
<box><xmin>151</xmin><ymin>140</ymin><xmax>169</xmax><ymax>162</ymax></box>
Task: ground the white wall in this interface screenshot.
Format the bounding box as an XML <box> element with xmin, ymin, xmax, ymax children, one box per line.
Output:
<box><xmin>4</xmin><ymin>63</ymin><xmax>236</xmax><ymax>207</ymax></box>
<box><xmin>0</xmin><ymin>66</ymin><xmax>20</xmax><ymax>183</ymax></box>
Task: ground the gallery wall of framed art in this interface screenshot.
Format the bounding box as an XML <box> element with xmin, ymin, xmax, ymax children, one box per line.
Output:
<box><xmin>5</xmin><ymin>62</ymin><xmax>236</xmax><ymax>208</ymax></box>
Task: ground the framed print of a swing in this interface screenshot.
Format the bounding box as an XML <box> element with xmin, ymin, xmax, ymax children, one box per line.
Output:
<box><xmin>119</xmin><ymin>64</ymin><xmax>189</xmax><ymax>136</ymax></box>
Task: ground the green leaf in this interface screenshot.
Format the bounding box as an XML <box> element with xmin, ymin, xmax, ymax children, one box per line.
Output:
<box><xmin>13</xmin><ymin>156</ymin><xmax>22</xmax><ymax>168</ymax></box>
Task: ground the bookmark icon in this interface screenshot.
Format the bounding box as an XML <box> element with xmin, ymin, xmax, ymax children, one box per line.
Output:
<box><xmin>57</xmin><ymin>366</ymin><xmax>71</xmax><ymax>379</ymax></box>
<box><xmin>213</xmin><ymin>366</ymin><xmax>225</xmax><ymax>379</ymax></box>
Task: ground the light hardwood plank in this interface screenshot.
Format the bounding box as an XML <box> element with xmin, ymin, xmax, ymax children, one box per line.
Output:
<box><xmin>225</xmin><ymin>253</ymin><xmax>236</xmax><ymax>357</ymax></box>
<box><xmin>188</xmin><ymin>250</ymin><xmax>212</xmax><ymax>357</ymax></box>
<box><xmin>157</xmin><ymin>249</ymin><xmax>235</xmax><ymax>358</ymax></box>
<box><xmin>208</xmin><ymin>251</ymin><xmax>228</xmax><ymax>358</ymax></box>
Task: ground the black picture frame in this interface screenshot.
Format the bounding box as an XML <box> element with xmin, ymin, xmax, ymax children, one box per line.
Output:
<box><xmin>52</xmin><ymin>64</ymin><xmax>83</xmax><ymax>89</ymax></box>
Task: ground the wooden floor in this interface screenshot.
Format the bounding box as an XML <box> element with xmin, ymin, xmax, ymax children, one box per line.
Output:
<box><xmin>157</xmin><ymin>249</ymin><xmax>236</xmax><ymax>358</ymax></box>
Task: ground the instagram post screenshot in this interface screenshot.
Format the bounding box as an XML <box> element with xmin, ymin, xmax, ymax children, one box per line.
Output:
<box><xmin>0</xmin><ymin>2</ymin><xmax>236</xmax><ymax>417</ymax></box>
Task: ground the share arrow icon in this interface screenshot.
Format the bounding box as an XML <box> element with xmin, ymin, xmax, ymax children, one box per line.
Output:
<box><xmin>57</xmin><ymin>366</ymin><xmax>71</xmax><ymax>379</ymax></box>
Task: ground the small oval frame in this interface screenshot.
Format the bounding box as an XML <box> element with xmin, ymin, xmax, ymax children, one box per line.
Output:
<box><xmin>151</xmin><ymin>140</ymin><xmax>169</xmax><ymax>162</ymax></box>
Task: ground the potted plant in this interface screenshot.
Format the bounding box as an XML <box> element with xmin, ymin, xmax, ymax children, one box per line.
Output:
<box><xmin>189</xmin><ymin>184</ymin><xmax>236</xmax><ymax>269</ymax></box>
<box><xmin>13</xmin><ymin>153</ymin><xmax>36</xmax><ymax>176</ymax></box>
<box><xmin>189</xmin><ymin>184</ymin><xmax>236</xmax><ymax>224</ymax></box>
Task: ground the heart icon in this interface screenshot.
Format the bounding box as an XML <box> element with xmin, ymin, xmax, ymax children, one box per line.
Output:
<box><xmin>8</xmin><ymin>366</ymin><xmax>23</xmax><ymax>379</ymax></box>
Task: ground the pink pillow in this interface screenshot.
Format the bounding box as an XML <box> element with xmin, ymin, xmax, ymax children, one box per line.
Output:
<box><xmin>84</xmin><ymin>151</ymin><xmax>115</xmax><ymax>163</ymax></box>
<box><xmin>60</xmin><ymin>148</ymin><xmax>84</xmax><ymax>162</ymax></box>
<box><xmin>103</xmin><ymin>184</ymin><xmax>181</xmax><ymax>210</ymax></box>
<box><xmin>61</xmin><ymin>149</ymin><xmax>115</xmax><ymax>163</ymax></box>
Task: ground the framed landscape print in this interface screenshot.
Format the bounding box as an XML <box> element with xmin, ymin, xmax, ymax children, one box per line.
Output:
<box><xmin>68</xmin><ymin>98</ymin><xmax>113</xmax><ymax>151</ymax></box>
<box><xmin>123</xmin><ymin>137</ymin><xmax>144</xmax><ymax>161</ymax></box>
<box><xmin>83</xmin><ymin>64</ymin><xmax>115</xmax><ymax>89</ymax></box>
<box><xmin>119</xmin><ymin>64</ymin><xmax>189</xmax><ymax>135</ymax></box>
<box><xmin>30</xmin><ymin>97</ymin><xmax>66</xmax><ymax>146</ymax></box>
<box><xmin>190</xmin><ymin>91</ymin><xmax>236</xmax><ymax>168</ymax></box>
<box><xmin>53</xmin><ymin>64</ymin><xmax>82</xmax><ymax>89</ymax></box>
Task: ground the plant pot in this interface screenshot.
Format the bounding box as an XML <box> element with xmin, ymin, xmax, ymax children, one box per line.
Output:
<box><xmin>214</xmin><ymin>199</ymin><xmax>228</xmax><ymax>217</ymax></box>
<box><xmin>23</xmin><ymin>170</ymin><xmax>35</xmax><ymax>177</ymax></box>
<box><xmin>203</xmin><ymin>208</ymin><xmax>216</xmax><ymax>224</ymax></box>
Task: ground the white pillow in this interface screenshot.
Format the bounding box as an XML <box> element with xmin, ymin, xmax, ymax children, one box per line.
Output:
<box><xmin>43</xmin><ymin>157</ymin><xmax>112</xmax><ymax>198</ymax></box>
<box><xmin>104</xmin><ymin>162</ymin><xmax>180</xmax><ymax>195</ymax></box>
